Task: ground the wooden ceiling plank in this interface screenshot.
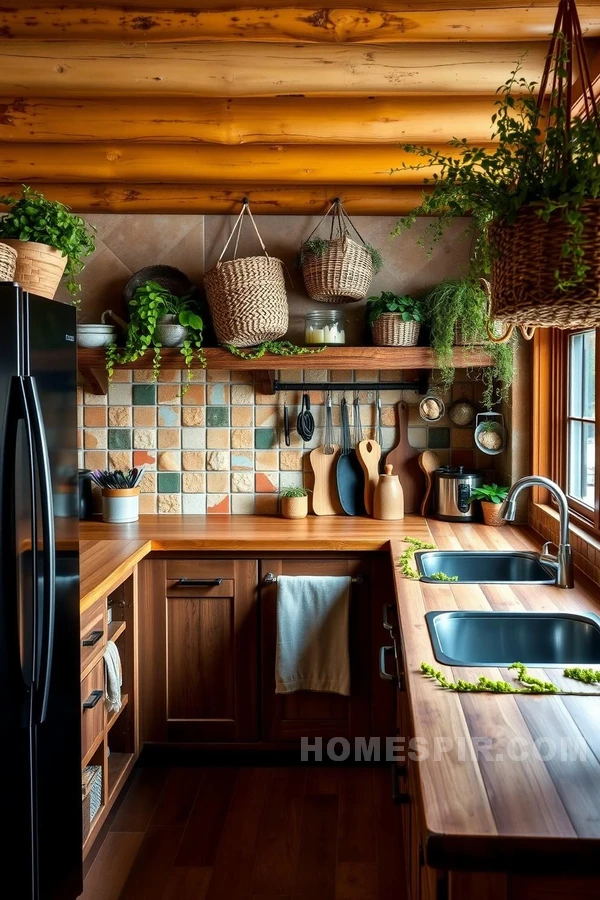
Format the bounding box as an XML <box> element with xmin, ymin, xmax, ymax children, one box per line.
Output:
<box><xmin>0</xmin><ymin>181</ymin><xmax>430</xmax><ymax>215</ymax></box>
<box><xmin>0</xmin><ymin>1</ymin><xmax>587</xmax><ymax>11</ymax></box>
<box><xmin>0</xmin><ymin>41</ymin><xmax>548</xmax><ymax>97</ymax></box>
<box><xmin>0</xmin><ymin>95</ymin><xmax>499</xmax><ymax>144</ymax></box>
<box><xmin>0</xmin><ymin>141</ymin><xmax>484</xmax><ymax>183</ymax></box>
<box><xmin>3</xmin><ymin>6</ymin><xmax>599</xmax><ymax>42</ymax></box>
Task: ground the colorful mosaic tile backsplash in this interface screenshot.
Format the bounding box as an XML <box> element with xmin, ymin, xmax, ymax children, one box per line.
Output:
<box><xmin>78</xmin><ymin>366</ymin><xmax>494</xmax><ymax>515</ymax></box>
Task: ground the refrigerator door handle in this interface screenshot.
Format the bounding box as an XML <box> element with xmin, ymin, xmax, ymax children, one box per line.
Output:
<box><xmin>23</xmin><ymin>375</ymin><xmax>56</xmax><ymax>725</ymax></box>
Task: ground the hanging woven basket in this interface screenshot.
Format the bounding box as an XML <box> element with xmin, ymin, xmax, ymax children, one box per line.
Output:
<box><xmin>204</xmin><ymin>201</ymin><xmax>288</xmax><ymax>348</ymax></box>
<box><xmin>490</xmin><ymin>0</ymin><xmax>600</xmax><ymax>329</ymax></box>
<box><xmin>300</xmin><ymin>199</ymin><xmax>378</xmax><ymax>303</ymax></box>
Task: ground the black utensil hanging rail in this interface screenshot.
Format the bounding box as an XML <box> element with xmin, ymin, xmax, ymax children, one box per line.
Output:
<box><xmin>272</xmin><ymin>374</ymin><xmax>429</xmax><ymax>395</ymax></box>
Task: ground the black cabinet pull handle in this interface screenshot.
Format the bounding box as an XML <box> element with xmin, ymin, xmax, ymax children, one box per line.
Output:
<box><xmin>391</xmin><ymin>762</ymin><xmax>409</xmax><ymax>805</ymax></box>
<box><xmin>379</xmin><ymin>645</ymin><xmax>398</xmax><ymax>683</ymax></box>
<box><xmin>82</xmin><ymin>689</ymin><xmax>103</xmax><ymax>710</ymax></box>
<box><xmin>175</xmin><ymin>578</ymin><xmax>223</xmax><ymax>587</ymax></box>
<box><xmin>382</xmin><ymin>603</ymin><xmax>395</xmax><ymax>633</ymax></box>
<box><xmin>82</xmin><ymin>630</ymin><xmax>103</xmax><ymax>647</ymax></box>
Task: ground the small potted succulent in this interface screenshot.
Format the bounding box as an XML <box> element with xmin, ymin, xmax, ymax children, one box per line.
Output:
<box><xmin>0</xmin><ymin>185</ymin><xmax>95</xmax><ymax>300</ymax></box>
<box><xmin>366</xmin><ymin>291</ymin><xmax>424</xmax><ymax>347</ymax></box>
<box><xmin>468</xmin><ymin>483</ymin><xmax>509</xmax><ymax>527</ymax></box>
<box><xmin>90</xmin><ymin>467</ymin><xmax>145</xmax><ymax>524</ymax></box>
<box><xmin>280</xmin><ymin>486</ymin><xmax>309</xmax><ymax>519</ymax></box>
<box><xmin>106</xmin><ymin>280</ymin><xmax>205</xmax><ymax>382</ymax></box>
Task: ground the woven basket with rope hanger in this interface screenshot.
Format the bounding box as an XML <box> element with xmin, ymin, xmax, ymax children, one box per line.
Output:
<box><xmin>489</xmin><ymin>0</ymin><xmax>600</xmax><ymax>335</ymax></box>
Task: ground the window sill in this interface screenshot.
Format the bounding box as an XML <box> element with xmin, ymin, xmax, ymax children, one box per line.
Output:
<box><xmin>532</xmin><ymin>501</ymin><xmax>600</xmax><ymax>561</ymax></box>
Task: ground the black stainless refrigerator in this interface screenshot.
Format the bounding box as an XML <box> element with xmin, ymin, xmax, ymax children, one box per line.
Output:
<box><xmin>0</xmin><ymin>283</ymin><xmax>82</xmax><ymax>899</ymax></box>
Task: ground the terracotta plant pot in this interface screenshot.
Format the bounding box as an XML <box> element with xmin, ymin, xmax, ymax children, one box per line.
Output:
<box><xmin>481</xmin><ymin>500</ymin><xmax>506</xmax><ymax>527</ymax></box>
<box><xmin>281</xmin><ymin>495</ymin><xmax>308</xmax><ymax>519</ymax></box>
<box><xmin>1</xmin><ymin>239</ymin><xmax>67</xmax><ymax>299</ymax></box>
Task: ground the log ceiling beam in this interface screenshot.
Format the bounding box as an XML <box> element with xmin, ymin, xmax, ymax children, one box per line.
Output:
<box><xmin>0</xmin><ymin>41</ymin><xmax>548</xmax><ymax>97</ymax></box>
<box><xmin>0</xmin><ymin>95</ymin><xmax>499</xmax><ymax>144</ymax></box>
<box><xmin>0</xmin><ymin>142</ymin><xmax>476</xmax><ymax>183</ymax></box>
<box><xmin>0</xmin><ymin>182</ymin><xmax>431</xmax><ymax>215</ymax></box>
<box><xmin>0</xmin><ymin>1</ymin><xmax>587</xmax><ymax>10</ymax></box>
<box><xmin>3</xmin><ymin>6</ymin><xmax>599</xmax><ymax>43</ymax></box>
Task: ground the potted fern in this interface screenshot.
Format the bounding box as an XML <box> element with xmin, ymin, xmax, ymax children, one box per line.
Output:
<box><xmin>396</xmin><ymin>1</ymin><xmax>600</xmax><ymax>330</ymax></box>
<box><xmin>106</xmin><ymin>280</ymin><xmax>204</xmax><ymax>382</ymax></box>
<box><xmin>0</xmin><ymin>185</ymin><xmax>95</xmax><ymax>300</ymax></box>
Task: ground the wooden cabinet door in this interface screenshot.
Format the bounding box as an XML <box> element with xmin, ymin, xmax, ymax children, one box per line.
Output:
<box><xmin>138</xmin><ymin>557</ymin><xmax>258</xmax><ymax>743</ymax></box>
<box><xmin>371</xmin><ymin>554</ymin><xmax>400</xmax><ymax>740</ymax></box>
<box><xmin>260</xmin><ymin>557</ymin><xmax>370</xmax><ymax>742</ymax></box>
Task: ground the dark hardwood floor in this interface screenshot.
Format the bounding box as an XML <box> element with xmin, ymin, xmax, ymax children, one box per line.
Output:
<box><xmin>82</xmin><ymin>765</ymin><xmax>407</xmax><ymax>900</ymax></box>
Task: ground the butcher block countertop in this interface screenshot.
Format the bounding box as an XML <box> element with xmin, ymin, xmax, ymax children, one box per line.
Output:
<box><xmin>391</xmin><ymin>519</ymin><xmax>600</xmax><ymax>873</ymax></box>
<box><xmin>79</xmin><ymin>514</ymin><xmax>600</xmax><ymax>872</ymax></box>
<box><xmin>78</xmin><ymin>514</ymin><xmax>430</xmax><ymax>610</ymax></box>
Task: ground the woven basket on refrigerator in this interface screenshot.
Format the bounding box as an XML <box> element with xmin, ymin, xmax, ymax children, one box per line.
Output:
<box><xmin>0</xmin><ymin>242</ymin><xmax>18</xmax><ymax>282</ymax></box>
<box><xmin>204</xmin><ymin>201</ymin><xmax>288</xmax><ymax>348</ymax></box>
<box><xmin>0</xmin><ymin>239</ymin><xmax>67</xmax><ymax>299</ymax></box>
<box><xmin>371</xmin><ymin>314</ymin><xmax>420</xmax><ymax>347</ymax></box>
<box><xmin>300</xmin><ymin>199</ymin><xmax>376</xmax><ymax>304</ymax></box>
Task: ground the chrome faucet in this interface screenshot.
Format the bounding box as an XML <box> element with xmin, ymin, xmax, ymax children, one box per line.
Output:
<box><xmin>500</xmin><ymin>476</ymin><xmax>574</xmax><ymax>589</ymax></box>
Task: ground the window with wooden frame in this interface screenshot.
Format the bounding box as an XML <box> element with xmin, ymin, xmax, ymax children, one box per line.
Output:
<box><xmin>533</xmin><ymin>328</ymin><xmax>600</xmax><ymax>533</ymax></box>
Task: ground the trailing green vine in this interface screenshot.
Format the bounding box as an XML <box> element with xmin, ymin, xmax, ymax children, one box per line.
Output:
<box><xmin>398</xmin><ymin>537</ymin><xmax>435</xmax><ymax>580</ymax></box>
<box><xmin>564</xmin><ymin>667</ymin><xmax>600</xmax><ymax>684</ymax></box>
<box><xmin>430</xmin><ymin>572</ymin><xmax>459</xmax><ymax>583</ymax></box>
<box><xmin>420</xmin><ymin>661</ymin><xmax>558</xmax><ymax>694</ymax></box>
<box><xmin>222</xmin><ymin>340</ymin><xmax>326</xmax><ymax>360</ymax></box>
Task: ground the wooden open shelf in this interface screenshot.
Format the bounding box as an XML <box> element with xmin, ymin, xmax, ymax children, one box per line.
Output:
<box><xmin>108</xmin><ymin>619</ymin><xmax>126</xmax><ymax>643</ymax></box>
<box><xmin>78</xmin><ymin>345</ymin><xmax>494</xmax><ymax>395</ymax></box>
<box><xmin>106</xmin><ymin>693</ymin><xmax>129</xmax><ymax>733</ymax></box>
<box><xmin>108</xmin><ymin>752</ymin><xmax>135</xmax><ymax>801</ymax></box>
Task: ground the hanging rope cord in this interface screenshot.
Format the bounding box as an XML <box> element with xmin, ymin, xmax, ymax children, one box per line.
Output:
<box><xmin>304</xmin><ymin>198</ymin><xmax>369</xmax><ymax>246</ymax></box>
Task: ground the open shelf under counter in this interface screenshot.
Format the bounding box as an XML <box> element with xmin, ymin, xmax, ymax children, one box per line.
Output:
<box><xmin>78</xmin><ymin>345</ymin><xmax>494</xmax><ymax>395</ymax></box>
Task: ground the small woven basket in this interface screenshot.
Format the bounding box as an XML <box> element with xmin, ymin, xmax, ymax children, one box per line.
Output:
<box><xmin>302</xmin><ymin>236</ymin><xmax>374</xmax><ymax>303</ymax></box>
<box><xmin>371</xmin><ymin>314</ymin><xmax>420</xmax><ymax>347</ymax></box>
<box><xmin>1</xmin><ymin>239</ymin><xmax>67</xmax><ymax>299</ymax></box>
<box><xmin>204</xmin><ymin>202</ymin><xmax>288</xmax><ymax>347</ymax></box>
<box><xmin>490</xmin><ymin>200</ymin><xmax>600</xmax><ymax>328</ymax></box>
<box><xmin>300</xmin><ymin>199</ymin><xmax>376</xmax><ymax>304</ymax></box>
<box><xmin>0</xmin><ymin>242</ymin><xmax>18</xmax><ymax>281</ymax></box>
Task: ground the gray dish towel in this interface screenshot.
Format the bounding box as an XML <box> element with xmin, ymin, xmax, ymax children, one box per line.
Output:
<box><xmin>275</xmin><ymin>575</ymin><xmax>351</xmax><ymax>696</ymax></box>
<box><xmin>104</xmin><ymin>640</ymin><xmax>123</xmax><ymax>713</ymax></box>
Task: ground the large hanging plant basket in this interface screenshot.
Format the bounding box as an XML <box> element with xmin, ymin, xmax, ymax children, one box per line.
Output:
<box><xmin>396</xmin><ymin>0</ymin><xmax>600</xmax><ymax>332</ymax></box>
<box><xmin>489</xmin><ymin>0</ymin><xmax>600</xmax><ymax>328</ymax></box>
<box><xmin>299</xmin><ymin>199</ymin><xmax>382</xmax><ymax>303</ymax></box>
<box><xmin>204</xmin><ymin>200</ymin><xmax>288</xmax><ymax>347</ymax></box>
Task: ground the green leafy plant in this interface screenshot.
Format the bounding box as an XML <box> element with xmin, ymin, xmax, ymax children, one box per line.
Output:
<box><xmin>395</xmin><ymin>56</ymin><xmax>600</xmax><ymax>292</ymax></box>
<box><xmin>280</xmin><ymin>486</ymin><xmax>310</xmax><ymax>499</ymax></box>
<box><xmin>468</xmin><ymin>483</ymin><xmax>510</xmax><ymax>505</ymax></box>
<box><xmin>0</xmin><ymin>185</ymin><xmax>95</xmax><ymax>297</ymax></box>
<box><xmin>222</xmin><ymin>340</ymin><xmax>325</xmax><ymax>360</ymax></box>
<box><xmin>420</xmin><ymin>277</ymin><xmax>514</xmax><ymax>406</ymax></box>
<box><xmin>106</xmin><ymin>280</ymin><xmax>204</xmax><ymax>383</ymax></box>
<box><xmin>564</xmin><ymin>667</ymin><xmax>600</xmax><ymax>684</ymax></box>
<box><xmin>298</xmin><ymin>237</ymin><xmax>383</xmax><ymax>274</ymax></box>
<box><xmin>366</xmin><ymin>292</ymin><xmax>424</xmax><ymax>327</ymax></box>
<box><xmin>430</xmin><ymin>571</ymin><xmax>459</xmax><ymax>583</ymax></box>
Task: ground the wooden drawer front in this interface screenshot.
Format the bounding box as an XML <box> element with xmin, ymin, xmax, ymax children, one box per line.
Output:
<box><xmin>80</xmin><ymin>610</ymin><xmax>106</xmax><ymax>675</ymax></box>
<box><xmin>81</xmin><ymin>660</ymin><xmax>104</xmax><ymax>760</ymax></box>
<box><xmin>167</xmin><ymin>594</ymin><xmax>235</xmax><ymax>721</ymax></box>
<box><xmin>166</xmin><ymin>559</ymin><xmax>235</xmax><ymax>597</ymax></box>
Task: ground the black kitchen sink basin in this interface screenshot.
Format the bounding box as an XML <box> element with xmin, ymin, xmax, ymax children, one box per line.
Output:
<box><xmin>425</xmin><ymin>610</ymin><xmax>600</xmax><ymax>667</ymax></box>
<box><xmin>415</xmin><ymin>550</ymin><xmax>555</xmax><ymax>584</ymax></box>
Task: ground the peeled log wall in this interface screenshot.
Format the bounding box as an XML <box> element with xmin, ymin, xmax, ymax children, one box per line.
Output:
<box><xmin>0</xmin><ymin>2</ymin><xmax>596</xmax><ymax>215</ymax></box>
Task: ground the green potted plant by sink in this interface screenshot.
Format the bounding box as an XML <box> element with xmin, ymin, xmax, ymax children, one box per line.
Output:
<box><xmin>468</xmin><ymin>483</ymin><xmax>509</xmax><ymax>527</ymax></box>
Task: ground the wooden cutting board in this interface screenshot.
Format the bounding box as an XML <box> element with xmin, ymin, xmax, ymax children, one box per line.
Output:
<box><xmin>310</xmin><ymin>445</ymin><xmax>343</xmax><ymax>516</ymax></box>
<box><xmin>385</xmin><ymin>401</ymin><xmax>424</xmax><ymax>515</ymax></box>
<box><xmin>357</xmin><ymin>438</ymin><xmax>381</xmax><ymax>515</ymax></box>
